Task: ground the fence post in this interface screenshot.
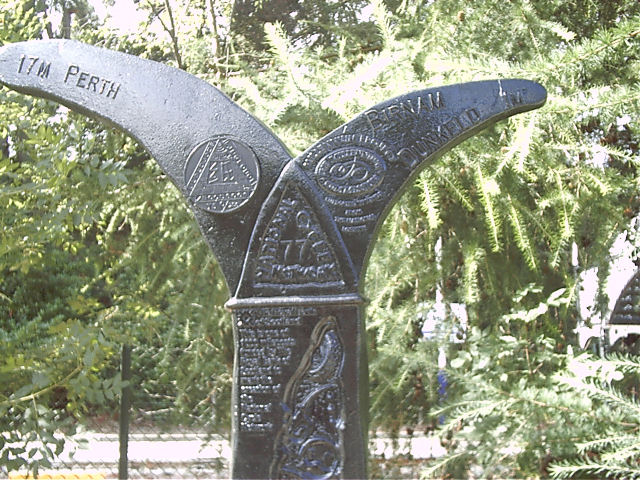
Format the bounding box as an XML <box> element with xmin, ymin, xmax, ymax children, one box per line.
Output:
<box><xmin>119</xmin><ymin>344</ymin><xmax>132</xmax><ymax>480</ymax></box>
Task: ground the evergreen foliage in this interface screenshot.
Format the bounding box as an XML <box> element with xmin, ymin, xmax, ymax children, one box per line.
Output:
<box><xmin>1</xmin><ymin>0</ymin><xmax>640</xmax><ymax>477</ymax></box>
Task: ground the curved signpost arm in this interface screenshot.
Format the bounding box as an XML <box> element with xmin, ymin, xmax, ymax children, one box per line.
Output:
<box><xmin>229</xmin><ymin>79</ymin><xmax>546</xmax><ymax>479</ymax></box>
<box><xmin>0</xmin><ymin>40</ymin><xmax>293</xmax><ymax>292</ymax></box>
<box><xmin>294</xmin><ymin>80</ymin><xmax>547</xmax><ymax>276</ymax></box>
<box><xmin>0</xmin><ymin>39</ymin><xmax>546</xmax><ymax>479</ymax></box>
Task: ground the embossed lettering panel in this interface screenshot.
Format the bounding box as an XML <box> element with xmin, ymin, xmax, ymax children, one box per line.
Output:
<box><xmin>234</xmin><ymin>306</ymin><xmax>317</xmax><ymax>434</ymax></box>
<box><xmin>253</xmin><ymin>185</ymin><xmax>343</xmax><ymax>290</ymax></box>
<box><xmin>236</xmin><ymin>164</ymin><xmax>357</xmax><ymax>299</ymax></box>
<box><xmin>296</xmin><ymin>80</ymin><xmax>547</xmax><ymax>276</ymax></box>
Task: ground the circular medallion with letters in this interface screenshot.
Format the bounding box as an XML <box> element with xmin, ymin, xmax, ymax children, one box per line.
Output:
<box><xmin>299</xmin><ymin>134</ymin><xmax>392</xmax><ymax>200</ymax></box>
<box><xmin>315</xmin><ymin>147</ymin><xmax>386</xmax><ymax>197</ymax></box>
<box><xmin>184</xmin><ymin>136</ymin><xmax>260</xmax><ymax>214</ymax></box>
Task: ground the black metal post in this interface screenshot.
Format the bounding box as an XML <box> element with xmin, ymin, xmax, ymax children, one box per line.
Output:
<box><xmin>0</xmin><ymin>41</ymin><xmax>547</xmax><ymax>478</ymax></box>
<box><xmin>119</xmin><ymin>344</ymin><xmax>132</xmax><ymax>480</ymax></box>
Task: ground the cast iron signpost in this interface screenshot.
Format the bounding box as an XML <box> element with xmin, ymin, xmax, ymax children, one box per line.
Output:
<box><xmin>0</xmin><ymin>40</ymin><xmax>546</xmax><ymax>479</ymax></box>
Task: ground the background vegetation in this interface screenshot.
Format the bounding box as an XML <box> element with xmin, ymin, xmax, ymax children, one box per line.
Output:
<box><xmin>1</xmin><ymin>0</ymin><xmax>640</xmax><ymax>478</ymax></box>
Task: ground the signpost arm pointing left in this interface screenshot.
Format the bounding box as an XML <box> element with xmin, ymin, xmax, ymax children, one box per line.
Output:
<box><xmin>0</xmin><ymin>39</ymin><xmax>292</xmax><ymax>292</ymax></box>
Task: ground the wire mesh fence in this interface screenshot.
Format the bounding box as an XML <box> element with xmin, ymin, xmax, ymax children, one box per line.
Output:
<box><xmin>12</xmin><ymin>421</ymin><xmax>230</xmax><ymax>479</ymax></box>
<box><xmin>122</xmin><ymin>417</ymin><xmax>229</xmax><ymax>479</ymax></box>
<box><xmin>5</xmin><ymin>343</ymin><xmax>440</xmax><ymax>479</ymax></box>
<box><xmin>86</xmin><ymin>343</ymin><xmax>229</xmax><ymax>479</ymax></box>
<box><xmin>4</xmin><ymin>343</ymin><xmax>230</xmax><ymax>480</ymax></box>
<box><xmin>41</xmin><ymin>426</ymin><xmax>433</xmax><ymax>480</ymax></box>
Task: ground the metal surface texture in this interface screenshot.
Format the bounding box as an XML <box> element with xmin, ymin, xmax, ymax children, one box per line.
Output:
<box><xmin>0</xmin><ymin>40</ymin><xmax>547</xmax><ymax>479</ymax></box>
<box><xmin>610</xmin><ymin>270</ymin><xmax>640</xmax><ymax>325</ymax></box>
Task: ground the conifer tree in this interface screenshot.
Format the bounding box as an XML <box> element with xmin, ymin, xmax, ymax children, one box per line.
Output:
<box><xmin>2</xmin><ymin>0</ymin><xmax>640</xmax><ymax>477</ymax></box>
<box><xmin>232</xmin><ymin>0</ymin><xmax>640</xmax><ymax>475</ymax></box>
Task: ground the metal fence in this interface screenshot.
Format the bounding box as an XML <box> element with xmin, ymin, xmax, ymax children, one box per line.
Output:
<box><xmin>5</xmin><ymin>343</ymin><xmax>227</xmax><ymax>479</ymax></box>
<box><xmin>27</xmin><ymin>428</ymin><xmax>229</xmax><ymax>480</ymax></box>
<box><xmin>107</xmin><ymin>344</ymin><xmax>228</xmax><ymax>479</ymax></box>
<box><xmin>6</xmin><ymin>345</ymin><xmax>437</xmax><ymax>479</ymax></box>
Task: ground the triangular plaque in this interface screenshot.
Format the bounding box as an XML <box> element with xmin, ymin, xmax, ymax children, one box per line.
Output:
<box><xmin>253</xmin><ymin>184</ymin><xmax>343</xmax><ymax>290</ymax></box>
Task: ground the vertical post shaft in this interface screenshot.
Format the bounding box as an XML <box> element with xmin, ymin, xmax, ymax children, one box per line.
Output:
<box><xmin>119</xmin><ymin>344</ymin><xmax>132</xmax><ymax>480</ymax></box>
<box><xmin>227</xmin><ymin>296</ymin><xmax>368</xmax><ymax>479</ymax></box>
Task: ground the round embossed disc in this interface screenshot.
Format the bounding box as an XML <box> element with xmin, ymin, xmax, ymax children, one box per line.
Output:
<box><xmin>315</xmin><ymin>147</ymin><xmax>386</xmax><ymax>197</ymax></box>
<box><xmin>184</xmin><ymin>136</ymin><xmax>260</xmax><ymax>214</ymax></box>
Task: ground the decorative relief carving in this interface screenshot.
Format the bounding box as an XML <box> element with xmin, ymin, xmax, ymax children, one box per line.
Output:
<box><xmin>184</xmin><ymin>136</ymin><xmax>260</xmax><ymax>214</ymax></box>
<box><xmin>315</xmin><ymin>146</ymin><xmax>385</xmax><ymax>197</ymax></box>
<box><xmin>298</xmin><ymin>135</ymin><xmax>393</xmax><ymax>235</ymax></box>
<box><xmin>299</xmin><ymin>134</ymin><xmax>393</xmax><ymax>188</ymax></box>
<box><xmin>271</xmin><ymin>316</ymin><xmax>345</xmax><ymax>480</ymax></box>
<box><xmin>253</xmin><ymin>186</ymin><xmax>344</xmax><ymax>288</ymax></box>
<box><xmin>610</xmin><ymin>270</ymin><xmax>640</xmax><ymax>325</ymax></box>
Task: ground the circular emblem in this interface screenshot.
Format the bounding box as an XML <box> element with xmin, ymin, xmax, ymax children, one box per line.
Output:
<box><xmin>184</xmin><ymin>136</ymin><xmax>260</xmax><ymax>214</ymax></box>
<box><xmin>315</xmin><ymin>147</ymin><xmax>386</xmax><ymax>197</ymax></box>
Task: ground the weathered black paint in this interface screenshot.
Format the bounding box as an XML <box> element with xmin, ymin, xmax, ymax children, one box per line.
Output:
<box><xmin>0</xmin><ymin>40</ymin><xmax>546</xmax><ymax>479</ymax></box>
<box><xmin>610</xmin><ymin>270</ymin><xmax>640</xmax><ymax>325</ymax></box>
